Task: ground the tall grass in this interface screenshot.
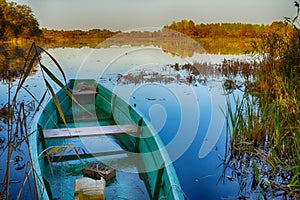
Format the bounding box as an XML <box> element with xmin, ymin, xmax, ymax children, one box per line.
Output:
<box><xmin>224</xmin><ymin>91</ymin><xmax>299</xmax><ymax>198</ymax></box>
<box><xmin>223</xmin><ymin>5</ymin><xmax>300</xmax><ymax>198</ymax></box>
<box><xmin>0</xmin><ymin>42</ymin><xmax>75</xmax><ymax>199</ymax></box>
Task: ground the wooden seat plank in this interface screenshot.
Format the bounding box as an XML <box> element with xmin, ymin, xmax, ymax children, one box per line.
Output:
<box><xmin>43</xmin><ymin>124</ymin><xmax>138</xmax><ymax>139</ymax></box>
<box><xmin>71</xmin><ymin>90</ymin><xmax>97</xmax><ymax>95</ymax></box>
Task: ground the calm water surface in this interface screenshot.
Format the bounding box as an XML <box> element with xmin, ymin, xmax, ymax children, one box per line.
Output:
<box><xmin>0</xmin><ymin>46</ymin><xmax>250</xmax><ymax>199</ymax></box>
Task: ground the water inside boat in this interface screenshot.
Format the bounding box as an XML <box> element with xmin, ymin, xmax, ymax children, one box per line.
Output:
<box><xmin>35</xmin><ymin>79</ymin><xmax>184</xmax><ymax>199</ymax></box>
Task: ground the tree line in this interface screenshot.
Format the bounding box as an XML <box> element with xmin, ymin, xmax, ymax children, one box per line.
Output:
<box><xmin>42</xmin><ymin>28</ymin><xmax>118</xmax><ymax>42</ymax></box>
<box><xmin>164</xmin><ymin>19</ymin><xmax>293</xmax><ymax>38</ymax></box>
<box><xmin>0</xmin><ymin>1</ymin><xmax>117</xmax><ymax>42</ymax></box>
<box><xmin>0</xmin><ymin>1</ymin><xmax>293</xmax><ymax>48</ymax></box>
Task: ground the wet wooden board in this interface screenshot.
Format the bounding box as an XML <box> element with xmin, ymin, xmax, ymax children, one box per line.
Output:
<box><xmin>43</xmin><ymin>124</ymin><xmax>138</xmax><ymax>139</ymax></box>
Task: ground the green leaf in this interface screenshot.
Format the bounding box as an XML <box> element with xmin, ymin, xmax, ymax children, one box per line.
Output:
<box><xmin>253</xmin><ymin>160</ymin><xmax>259</xmax><ymax>182</ymax></box>
<box><xmin>37</xmin><ymin>46</ymin><xmax>67</xmax><ymax>84</ymax></box>
<box><xmin>47</xmin><ymin>146</ymin><xmax>63</xmax><ymax>156</ymax></box>
<box><xmin>0</xmin><ymin>114</ymin><xmax>8</xmax><ymax>120</ymax></box>
<box><xmin>56</xmin><ymin>147</ymin><xmax>67</xmax><ymax>162</ymax></box>
<box><xmin>289</xmin><ymin>171</ymin><xmax>299</xmax><ymax>186</ymax></box>
<box><xmin>22</xmin><ymin>86</ymin><xmax>43</xmax><ymax>105</ymax></box>
<box><xmin>14</xmin><ymin>51</ymin><xmax>37</xmax><ymax>102</ymax></box>
<box><xmin>27</xmin><ymin>90</ymin><xmax>48</xmax><ymax>125</ymax></box>
<box><xmin>40</xmin><ymin>64</ymin><xmax>90</xmax><ymax>114</ymax></box>
<box><xmin>15</xmin><ymin>130</ymin><xmax>36</xmax><ymax>149</ymax></box>
<box><xmin>40</xmin><ymin>64</ymin><xmax>72</xmax><ymax>100</ymax></box>
<box><xmin>44</xmin><ymin>79</ymin><xmax>67</xmax><ymax>126</ymax></box>
<box><xmin>40</xmin><ymin>64</ymin><xmax>65</xmax><ymax>89</ymax></box>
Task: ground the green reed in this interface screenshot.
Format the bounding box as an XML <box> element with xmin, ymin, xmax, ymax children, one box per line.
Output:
<box><xmin>224</xmin><ymin>19</ymin><xmax>300</xmax><ymax>198</ymax></box>
<box><xmin>225</xmin><ymin>87</ymin><xmax>299</xmax><ymax>198</ymax></box>
<box><xmin>0</xmin><ymin>42</ymin><xmax>79</xmax><ymax>199</ymax></box>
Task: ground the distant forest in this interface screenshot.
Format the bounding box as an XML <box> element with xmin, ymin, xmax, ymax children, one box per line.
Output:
<box><xmin>0</xmin><ymin>0</ymin><xmax>287</xmax><ymax>40</ymax></box>
<box><xmin>0</xmin><ymin>1</ymin><xmax>292</xmax><ymax>42</ymax></box>
<box><xmin>0</xmin><ymin>1</ymin><xmax>117</xmax><ymax>42</ymax></box>
<box><xmin>0</xmin><ymin>0</ymin><xmax>293</xmax><ymax>55</ymax></box>
<box><xmin>164</xmin><ymin>19</ymin><xmax>292</xmax><ymax>38</ymax></box>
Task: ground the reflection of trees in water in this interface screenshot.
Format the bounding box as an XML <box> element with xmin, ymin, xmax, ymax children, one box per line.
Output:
<box><xmin>97</xmin><ymin>29</ymin><xmax>252</xmax><ymax>55</ymax></box>
<box><xmin>116</xmin><ymin>60</ymin><xmax>258</xmax><ymax>87</ymax></box>
<box><xmin>0</xmin><ymin>44</ymin><xmax>38</xmax><ymax>81</ymax></box>
<box><xmin>98</xmin><ymin>29</ymin><xmax>206</xmax><ymax>58</ymax></box>
<box><xmin>40</xmin><ymin>29</ymin><xmax>250</xmax><ymax>55</ymax></box>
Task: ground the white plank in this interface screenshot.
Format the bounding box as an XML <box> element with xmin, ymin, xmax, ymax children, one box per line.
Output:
<box><xmin>43</xmin><ymin>124</ymin><xmax>138</xmax><ymax>139</ymax></box>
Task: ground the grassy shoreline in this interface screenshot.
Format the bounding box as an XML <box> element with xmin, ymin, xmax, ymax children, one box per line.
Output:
<box><xmin>224</xmin><ymin>24</ymin><xmax>300</xmax><ymax>199</ymax></box>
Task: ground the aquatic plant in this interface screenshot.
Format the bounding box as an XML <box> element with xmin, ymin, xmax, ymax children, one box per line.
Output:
<box><xmin>223</xmin><ymin>2</ymin><xmax>300</xmax><ymax>198</ymax></box>
<box><xmin>0</xmin><ymin>42</ymin><xmax>78</xmax><ymax>199</ymax></box>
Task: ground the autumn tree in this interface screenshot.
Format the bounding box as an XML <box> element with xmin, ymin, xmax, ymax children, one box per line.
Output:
<box><xmin>0</xmin><ymin>1</ymin><xmax>41</xmax><ymax>40</ymax></box>
<box><xmin>164</xmin><ymin>19</ymin><xmax>196</xmax><ymax>36</ymax></box>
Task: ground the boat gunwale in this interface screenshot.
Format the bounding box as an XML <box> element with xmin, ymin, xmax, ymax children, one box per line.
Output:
<box><xmin>29</xmin><ymin>79</ymin><xmax>185</xmax><ymax>200</ymax></box>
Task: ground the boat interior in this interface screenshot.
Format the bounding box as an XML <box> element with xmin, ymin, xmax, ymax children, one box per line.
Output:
<box><xmin>35</xmin><ymin>79</ymin><xmax>182</xmax><ymax>199</ymax></box>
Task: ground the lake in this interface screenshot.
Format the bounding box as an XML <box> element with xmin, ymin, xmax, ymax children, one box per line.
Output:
<box><xmin>0</xmin><ymin>44</ymin><xmax>253</xmax><ymax>199</ymax></box>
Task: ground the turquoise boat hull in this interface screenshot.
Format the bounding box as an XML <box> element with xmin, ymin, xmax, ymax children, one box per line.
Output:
<box><xmin>30</xmin><ymin>79</ymin><xmax>185</xmax><ymax>200</ymax></box>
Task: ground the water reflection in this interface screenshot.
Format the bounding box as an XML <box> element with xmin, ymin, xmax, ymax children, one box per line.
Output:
<box><xmin>95</xmin><ymin>52</ymin><xmax>254</xmax><ymax>199</ymax></box>
<box><xmin>0</xmin><ymin>44</ymin><xmax>39</xmax><ymax>82</ymax></box>
<box><xmin>0</xmin><ymin>27</ymin><xmax>254</xmax><ymax>83</ymax></box>
<box><xmin>0</xmin><ymin>43</ymin><xmax>258</xmax><ymax>199</ymax></box>
<box><xmin>97</xmin><ymin>52</ymin><xmax>258</xmax><ymax>198</ymax></box>
<box><xmin>98</xmin><ymin>29</ymin><xmax>206</xmax><ymax>57</ymax></box>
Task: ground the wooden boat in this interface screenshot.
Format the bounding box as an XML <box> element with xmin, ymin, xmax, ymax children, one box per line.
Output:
<box><xmin>30</xmin><ymin>79</ymin><xmax>185</xmax><ymax>200</ymax></box>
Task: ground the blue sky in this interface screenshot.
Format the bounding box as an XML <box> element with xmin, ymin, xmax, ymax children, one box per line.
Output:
<box><xmin>9</xmin><ymin>0</ymin><xmax>296</xmax><ymax>31</ymax></box>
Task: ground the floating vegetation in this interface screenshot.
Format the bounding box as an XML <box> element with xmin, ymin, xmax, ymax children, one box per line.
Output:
<box><xmin>116</xmin><ymin>59</ymin><xmax>259</xmax><ymax>89</ymax></box>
